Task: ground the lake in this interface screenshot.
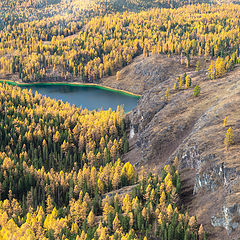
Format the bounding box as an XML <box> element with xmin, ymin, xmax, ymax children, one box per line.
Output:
<box><xmin>20</xmin><ymin>84</ymin><xmax>139</xmax><ymax>112</ymax></box>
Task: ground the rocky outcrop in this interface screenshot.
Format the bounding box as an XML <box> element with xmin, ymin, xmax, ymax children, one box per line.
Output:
<box><xmin>211</xmin><ymin>201</ymin><xmax>240</xmax><ymax>235</ymax></box>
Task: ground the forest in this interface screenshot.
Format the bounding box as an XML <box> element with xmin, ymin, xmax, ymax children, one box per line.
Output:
<box><xmin>1</xmin><ymin>3</ymin><xmax>240</xmax><ymax>83</ymax></box>
<box><xmin>0</xmin><ymin>83</ymin><xmax>206</xmax><ymax>239</ymax></box>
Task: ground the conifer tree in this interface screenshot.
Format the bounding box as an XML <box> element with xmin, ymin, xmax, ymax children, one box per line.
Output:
<box><xmin>208</xmin><ymin>61</ymin><xmax>215</xmax><ymax>79</ymax></box>
<box><xmin>224</xmin><ymin>127</ymin><xmax>234</xmax><ymax>150</ymax></box>
<box><xmin>198</xmin><ymin>224</ymin><xmax>204</xmax><ymax>240</ymax></box>
<box><xmin>179</xmin><ymin>76</ymin><xmax>183</xmax><ymax>89</ymax></box>
<box><xmin>215</xmin><ymin>57</ymin><xmax>226</xmax><ymax>78</ymax></box>
<box><xmin>116</xmin><ymin>71</ymin><xmax>120</xmax><ymax>81</ymax></box>
<box><xmin>173</xmin><ymin>83</ymin><xmax>177</xmax><ymax>90</ymax></box>
<box><xmin>113</xmin><ymin>213</ymin><xmax>121</xmax><ymax>232</ymax></box>
<box><xmin>87</xmin><ymin>210</ymin><xmax>95</xmax><ymax>227</ymax></box>
<box><xmin>223</xmin><ymin>117</ymin><xmax>228</xmax><ymax>127</ymax></box>
<box><xmin>165</xmin><ymin>88</ymin><xmax>170</xmax><ymax>101</ymax></box>
<box><xmin>185</xmin><ymin>75</ymin><xmax>191</xmax><ymax>89</ymax></box>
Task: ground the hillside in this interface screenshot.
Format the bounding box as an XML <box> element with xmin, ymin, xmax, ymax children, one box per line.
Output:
<box><xmin>108</xmin><ymin>52</ymin><xmax>240</xmax><ymax>239</ymax></box>
<box><xmin>102</xmin><ymin>54</ymin><xmax>200</xmax><ymax>95</ymax></box>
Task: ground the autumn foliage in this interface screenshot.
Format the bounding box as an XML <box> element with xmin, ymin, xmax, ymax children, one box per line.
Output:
<box><xmin>1</xmin><ymin>4</ymin><xmax>240</xmax><ymax>83</ymax></box>
<box><xmin>0</xmin><ymin>83</ymin><xmax>206</xmax><ymax>239</ymax></box>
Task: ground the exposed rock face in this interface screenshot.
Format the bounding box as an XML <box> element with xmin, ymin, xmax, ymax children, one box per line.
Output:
<box><xmin>126</xmin><ymin>60</ymin><xmax>240</xmax><ymax>239</ymax></box>
<box><xmin>211</xmin><ymin>202</ymin><xmax>240</xmax><ymax>235</ymax></box>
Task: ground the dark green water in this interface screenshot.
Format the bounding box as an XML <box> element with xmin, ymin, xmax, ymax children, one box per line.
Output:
<box><xmin>20</xmin><ymin>84</ymin><xmax>139</xmax><ymax>112</ymax></box>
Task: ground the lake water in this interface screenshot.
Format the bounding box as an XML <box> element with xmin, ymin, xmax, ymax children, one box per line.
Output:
<box><xmin>20</xmin><ymin>84</ymin><xmax>139</xmax><ymax>112</ymax></box>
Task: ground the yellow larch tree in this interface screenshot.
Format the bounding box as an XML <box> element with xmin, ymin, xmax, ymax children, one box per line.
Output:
<box><xmin>165</xmin><ymin>88</ymin><xmax>170</xmax><ymax>101</ymax></box>
<box><xmin>116</xmin><ymin>71</ymin><xmax>120</xmax><ymax>81</ymax></box>
<box><xmin>122</xmin><ymin>194</ymin><xmax>132</xmax><ymax>215</ymax></box>
<box><xmin>113</xmin><ymin>213</ymin><xmax>121</xmax><ymax>232</ymax></box>
<box><xmin>224</xmin><ymin>127</ymin><xmax>234</xmax><ymax>150</ymax></box>
<box><xmin>223</xmin><ymin>117</ymin><xmax>228</xmax><ymax>127</ymax></box>
<box><xmin>87</xmin><ymin>210</ymin><xmax>95</xmax><ymax>227</ymax></box>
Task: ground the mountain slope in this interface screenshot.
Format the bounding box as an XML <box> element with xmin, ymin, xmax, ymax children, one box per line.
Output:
<box><xmin>109</xmin><ymin>53</ymin><xmax>240</xmax><ymax>239</ymax></box>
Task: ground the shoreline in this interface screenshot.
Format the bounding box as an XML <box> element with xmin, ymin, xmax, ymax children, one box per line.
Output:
<box><xmin>0</xmin><ymin>79</ymin><xmax>141</xmax><ymax>98</ymax></box>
